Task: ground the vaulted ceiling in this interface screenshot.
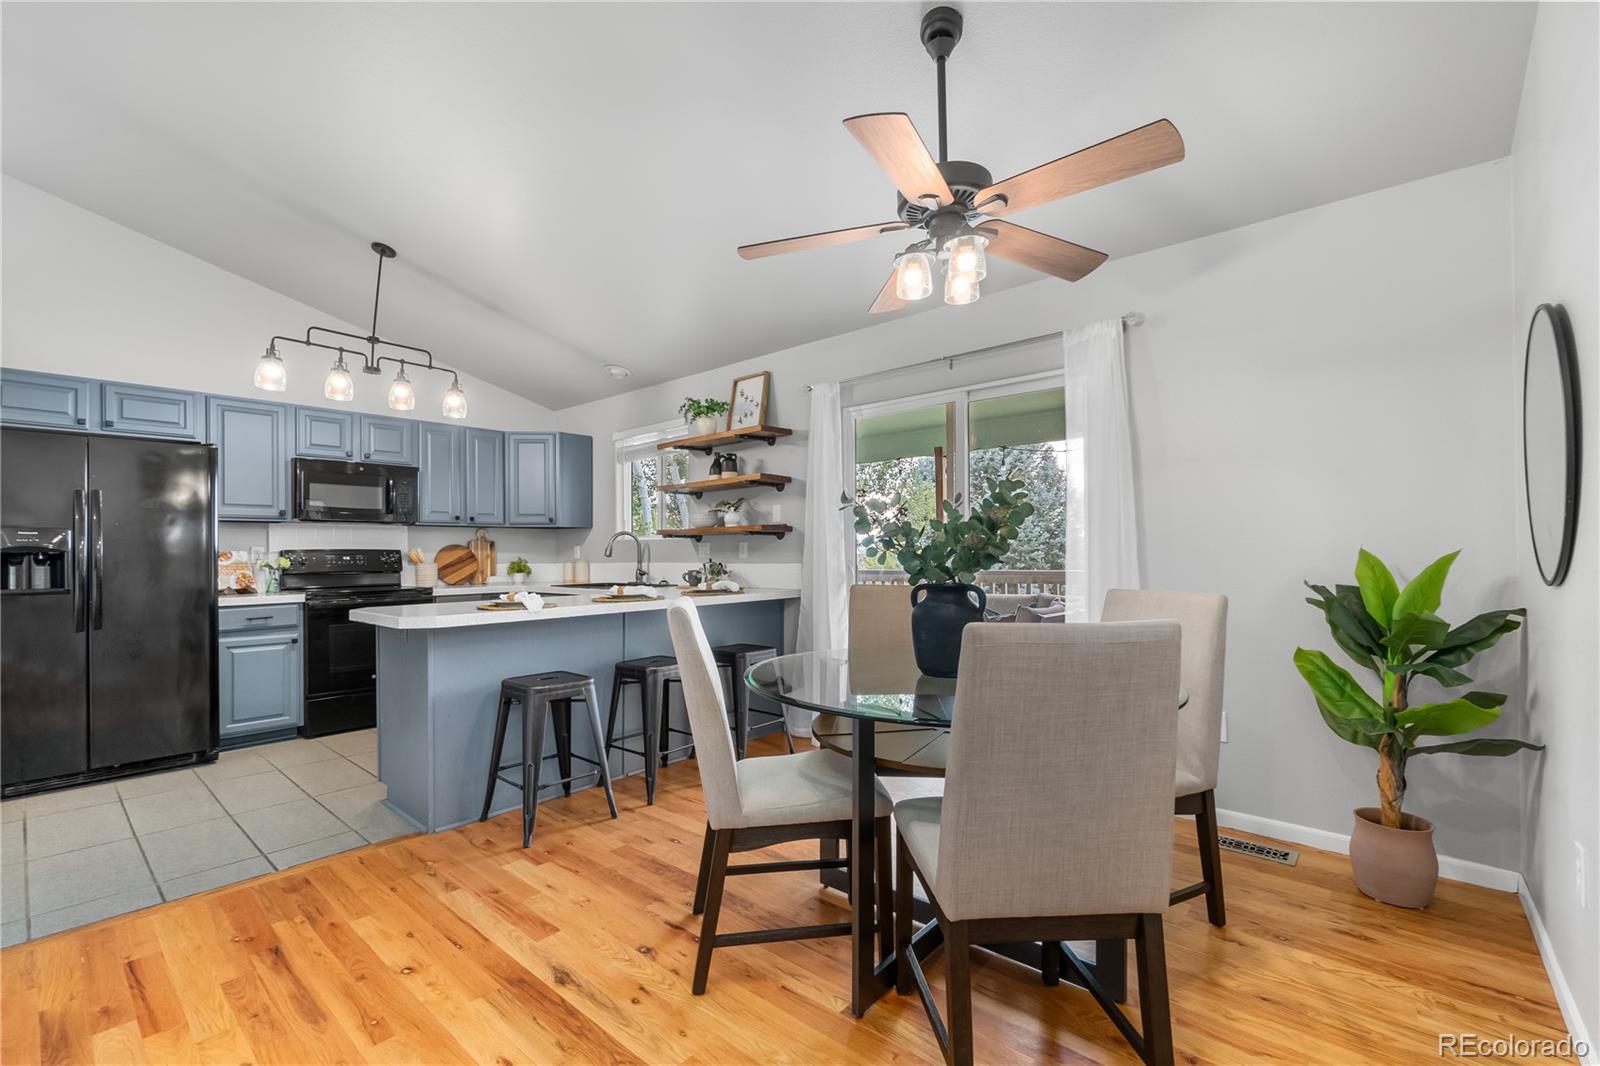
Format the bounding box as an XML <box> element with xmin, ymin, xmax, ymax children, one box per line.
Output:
<box><xmin>2</xmin><ymin>3</ymin><xmax>1534</xmax><ymax>408</ymax></box>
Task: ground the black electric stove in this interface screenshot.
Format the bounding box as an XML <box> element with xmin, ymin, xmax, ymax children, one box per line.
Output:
<box><xmin>279</xmin><ymin>549</ymin><xmax>433</xmax><ymax>737</ymax></box>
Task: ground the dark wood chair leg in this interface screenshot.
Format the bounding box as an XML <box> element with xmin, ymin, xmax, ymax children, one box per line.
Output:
<box><xmin>945</xmin><ymin>920</ymin><xmax>974</xmax><ymax>1066</ymax></box>
<box><xmin>692</xmin><ymin>828</ymin><xmax>732</xmax><ymax>995</ymax></box>
<box><xmin>732</xmin><ymin>670</ymin><xmax>750</xmax><ymax>760</ymax></box>
<box><xmin>1135</xmin><ymin>913</ymin><xmax>1174</xmax><ymax>1066</ymax></box>
<box><xmin>693</xmin><ymin>823</ymin><xmax>715</xmax><ymax>915</ymax></box>
<box><xmin>1195</xmin><ymin>789</ymin><xmax>1226</xmax><ymax>926</ymax></box>
<box><xmin>521</xmin><ymin>697</ymin><xmax>549</xmax><ymax>848</ymax></box>
<box><xmin>1041</xmin><ymin>939</ymin><xmax>1062</xmax><ymax>987</ymax></box>
<box><xmin>479</xmin><ymin>693</ymin><xmax>512</xmax><ymax>822</ymax></box>
<box><xmin>553</xmin><ymin>699</ymin><xmax>573</xmax><ymax>796</ymax></box>
<box><xmin>894</xmin><ymin>832</ymin><xmax>914</xmax><ymax>995</ymax></box>
<box><xmin>874</xmin><ymin>816</ymin><xmax>893</xmax><ymax>964</ymax></box>
<box><xmin>660</xmin><ymin>678</ymin><xmax>676</xmax><ymax>767</ymax></box>
<box><xmin>643</xmin><ymin>679</ymin><xmax>659</xmax><ymax>805</ymax></box>
<box><xmin>580</xmin><ymin>681</ymin><xmax>619</xmax><ymax>818</ymax></box>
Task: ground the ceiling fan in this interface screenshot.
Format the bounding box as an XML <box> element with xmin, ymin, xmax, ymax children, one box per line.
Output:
<box><xmin>737</xmin><ymin>6</ymin><xmax>1185</xmax><ymax>313</ymax></box>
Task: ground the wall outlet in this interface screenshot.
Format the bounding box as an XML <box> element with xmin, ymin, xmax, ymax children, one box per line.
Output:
<box><xmin>1578</xmin><ymin>842</ymin><xmax>1587</xmax><ymax>908</ymax></box>
<box><xmin>1220</xmin><ymin>711</ymin><xmax>1228</xmax><ymax>743</ymax></box>
<box><xmin>738</xmin><ymin>540</ymin><xmax>748</xmax><ymax>558</ymax></box>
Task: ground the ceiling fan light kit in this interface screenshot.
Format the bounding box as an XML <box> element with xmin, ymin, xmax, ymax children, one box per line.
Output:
<box><xmin>253</xmin><ymin>241</ymin><xmax>469</xmax><ymax>418</ymax></box>
<box><xmin>737</xmin><ymin>5</ymin><xmax>1186</xmax><ymax>314</ymax></box>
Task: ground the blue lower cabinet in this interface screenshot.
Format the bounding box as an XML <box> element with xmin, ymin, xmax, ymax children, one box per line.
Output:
<box><xmin>417</xmin><ymin>423</ymin><xmax>466</xmax><ymax>524</ymax></box>
<box><xmin>0</xmin><ymin>369</ymin><xmax>96</xmax><ymax>431</ymax></box>
<box><xmin>208</xmin><ymin>397</ymin><xmax>291</xmax><ymax>520</ymax></box>
<box><xmin>100</xmin><ymin>383</ymin><xmax>203</xmax><ymax>440</ymax></box>
<box><xmin>295</xmin><ymin>407</ymin><xmax>356</xmax><ymax>459</ymax></box>
<box><xmin>359</xmin><ymin>415</ymin><xmax>417</xmax><ymax>465</ymax></box>
<box><xmin>507</xmin><ymin>431</ymin><xmax>592</xmax><ymax>527</ymax></box>
<box><xmin>218</xmin><ymin>608</ymin><xmax>303</xmax><ymax>739</ymax></box>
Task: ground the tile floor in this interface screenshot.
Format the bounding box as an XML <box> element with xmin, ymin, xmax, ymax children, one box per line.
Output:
<box><xmin>0</xmin><ymin>729</ymin><xmax>410</xmax><ymax>946</ymax></box>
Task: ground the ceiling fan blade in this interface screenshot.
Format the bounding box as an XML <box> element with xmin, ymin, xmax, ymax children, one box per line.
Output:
<box><xmin>738</xmin><ymin>220</ymin><xmax>908</xmax><ymax>260</ymax></box>
<box><xmin>980</xmin><ymin>220</ymin><xmax>1108</xmax><ymax>282</ymax></box>
<box><xmin>868</xmin><ymin>270</ymin><xmax>908</xmax><ymax>314</ymax></box>
<box><xmin>843</xmin><ymin>113</ymin><xmax>955</xmax><ymax>207</ymax></box>
<box><xmin>975</xmin><ymin>119</ymin><xmax>1184</xmax><ymax>217</ymax></box>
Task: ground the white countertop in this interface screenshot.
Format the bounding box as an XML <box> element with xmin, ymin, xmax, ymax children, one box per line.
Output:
<box><xmin>350</xmin><ymin>585</ymin><xmax>799</xmax><ymax>630</ymax></box>
<box><xmin>218</xmin><ymin>592</ymin><xmax>306</xmax><ymax>607</ymax></box>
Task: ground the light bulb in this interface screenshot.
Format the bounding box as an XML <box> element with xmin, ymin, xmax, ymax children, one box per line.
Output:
<box><xmin>323</xmin><ymin>357</ymin><xmax>354</xmax><ymax>402</ymax></box>
<box><xmin>947</xmin><ymin>233</ymin><xmax>988</xmax><ymax>280</ymax></box>
<box><xmin>894</xmin><ymin>250</ymin><xmax>935</xmax><ymax>301</ymax></box>
<box><xmin>944</xmin><ymin>268</ymin><xmax>979</xmax><ymax>306</ymax></box>
<box><xmin>253</xmin><ymin>346</ymin><xmax>287</xmax><ymax>392</ymax></box>
<box><xmin>441</xmin><ymin>378</ymin><xmax>468</xmax><ymax>420</ymax></box>
<box><xmin>387</xmin><ymin>368</ymin><xmax>416</xmax><ymax>411</ymax></box>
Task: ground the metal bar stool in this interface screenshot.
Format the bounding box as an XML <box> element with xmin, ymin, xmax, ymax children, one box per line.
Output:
<box><xmin>712</xmin><ymin>643</ymin><xmax>795</xmax><ymax>758</ymax></box>
<box><xmin>603</xmin><ymin>655</ymin><xmax>694</xmax><ymax>805</ymax></box>
<box><xmin>479</xmin><ymin>670</ymin><xmax>619</xmax><ymax>847</ymax></box>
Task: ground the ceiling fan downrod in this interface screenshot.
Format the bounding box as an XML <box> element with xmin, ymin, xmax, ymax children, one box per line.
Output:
<box><xmin>921</xmin><ymin>6</ymin><xmax>963</xmax><ymax>165</ymax></box>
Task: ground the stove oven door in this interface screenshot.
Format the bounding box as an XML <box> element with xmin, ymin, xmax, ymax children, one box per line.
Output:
<box><xmin>301</xmin><ymin>590</ymin><xmax>430</xmax><ymax>736</ymax></box>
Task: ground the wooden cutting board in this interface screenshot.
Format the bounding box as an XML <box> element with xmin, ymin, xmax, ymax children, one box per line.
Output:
<box><xmin>435</xmin><ymin>545</ymin><xmax>478</xmax><ymax>585</ymax></box>
<box><xmin>591</xmin><ymin>594</ymin><xmax>660</xmax><ymax>603</ymax></box>
<box><xmin>683</xmin><ymin>588</ymin><xmax>742</xmax><ymax>597</ymax></box>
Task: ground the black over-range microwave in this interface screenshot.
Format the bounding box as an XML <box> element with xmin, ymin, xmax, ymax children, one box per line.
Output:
<box><xmin>293</xmin><ymin>458</ymin><xmax>418</xmax><ymax>524</ymax></box>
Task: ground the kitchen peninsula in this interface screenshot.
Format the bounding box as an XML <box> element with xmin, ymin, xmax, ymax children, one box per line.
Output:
<box><xmin>351</xmin><ymin>586</ymin><xmax>798</xmax><ymax>832</ymax></box>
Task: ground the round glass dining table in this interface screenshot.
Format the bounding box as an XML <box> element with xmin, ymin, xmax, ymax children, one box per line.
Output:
<box><xmin>744</xmin><ymin>650</ymin><xmax>1188</xmax><ymax>1016</ymax></box>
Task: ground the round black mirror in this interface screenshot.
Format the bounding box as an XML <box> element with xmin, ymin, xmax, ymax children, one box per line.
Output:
<box><xmin>1522</xmin><ymin>303</ymin><xmax>1581</xmax><ymax>586</ymax></box>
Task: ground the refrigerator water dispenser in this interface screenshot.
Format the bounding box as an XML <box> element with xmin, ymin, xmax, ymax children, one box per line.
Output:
<box><xmin>1</xmin><ymin>527</ymin><xmax>70</xmax><ymax>593</ymax></box>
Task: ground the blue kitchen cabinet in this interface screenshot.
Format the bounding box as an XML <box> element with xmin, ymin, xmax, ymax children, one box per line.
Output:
<box><xmin>207</xmin><ymin>396</ymin><xmax>291</xmax><ymax>520</ymax></box>
<box><xmin>0</xmin><ymin>369</ymin><xmax>97</xmax><ymax>431</ymax></box>
<box><xmin>464</xmin><ymin>428</ymin><xmax>506</xmax><ymax>525</ymax></box>
<box><xmin>507</xmin><ymin>431</ymin><xmax>592</xmax><ymax>527</ymax></box>
<box><xmin>99</xmin><ymin>383</ymin><xmax>203</xmax><ymax>440</ymax></box>
<box><xmin>218</xmin><ymin>606</ymin><xmax>303</xmax><ymax>740</ymax></box>
<box><xmin>416</xmin><ymin>422</ymin><xmax>466</xmax><ymax>524</ymax></box>
<box><xmin>295</xmin><ymin>407</ymin><xmax>356</xmax><ymax>459</ymax></box>
<box><xmin>358</xmin><ymin>415</ymin><xmax>416</xmax><ymax>465</ymax></box>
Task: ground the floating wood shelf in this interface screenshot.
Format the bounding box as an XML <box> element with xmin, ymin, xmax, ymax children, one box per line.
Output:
<box><xmin>657</xmin><ymin>524</ymin><xmax>792</xmax><ymax>542</ymax></box>
<box><xmin>656</xmin><ymin>425</ymin><xmax>793</xmax><ymax>454</ymax></box>
<box><xmin>658</xmin><ymin>473</ymin><xmax>792</xmax><ymax>498</ymax></box>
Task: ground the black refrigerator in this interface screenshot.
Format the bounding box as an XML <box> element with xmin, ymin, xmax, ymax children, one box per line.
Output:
<box><xmin>1</xmin><ymin>428</ymin><xmax>218</xmax><ymax>793</ymax></box>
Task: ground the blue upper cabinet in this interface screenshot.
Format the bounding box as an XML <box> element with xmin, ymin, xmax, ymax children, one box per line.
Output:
<box><xmin>100</xmin><ymin>383</ymin><xmax>203</xmax><ymax>440</ymax></box>
<box><xmin>464</xmin><ymin>428</ymin><xmax>506</xmax><ymax>526</ymax></box>
<box><xmin>0</xmin><ymin>369</ymin><xmax>96</xmax><ymax>431</ymax></box>
<box><xmin>295</xmin><ymin>407</ymin><xmax>356</xmax><ymax>459</ymax></box>
<box><xmin>416</xmin><ymin>423</ymin><xmax>465</xmax><ymax>524</ymax></box>
<box><xmin>358</xmin><ymin>415</ymin><xmax>416</xmax><ymax>465</ymax></box>
<box><xmin>507</xmin><ymin>431</ymin><xmax>592</xmax><ymax>527</ymax></box>
<box><xmin>207</xmin><ymin>397</ymin><xmax>290</xmax><ymax>521</ymax></box>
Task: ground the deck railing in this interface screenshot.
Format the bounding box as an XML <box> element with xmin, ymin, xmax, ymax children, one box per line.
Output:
<box><xmin>854</xmin><ymin>569</ymin><xmax>1067</xmax><ymax>597</ymax></box>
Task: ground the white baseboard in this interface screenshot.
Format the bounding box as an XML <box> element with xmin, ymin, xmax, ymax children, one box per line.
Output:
<box><xmin>1518</xmin><ymin>878</ymin><xmax>1598</xmax><ymax>1064</ymax></box>
<box><xmin>1213</xmin><ymin>807</ymin><xmax>1522</xmax><ymax>892</ymax></box>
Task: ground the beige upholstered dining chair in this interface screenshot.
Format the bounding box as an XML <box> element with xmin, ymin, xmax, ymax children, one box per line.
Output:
<box><xmin>666</xmin><ymin>599</ymin><xmax>893</xmax><ymax>994</ymax></box>
<box><xmin>893</xmin><ymin>622</ymin><xmax>1181</xmax><ymax>1066</ymax></box>
<box><xmin>847</xmin><ymin>583</ymin><xmax>916</xmax><ymax>665</ymax></box>
<box><xmin>1102</xmin><ymin>589</ymin><xmax>1229</xmax><ymax>926</ymax></box>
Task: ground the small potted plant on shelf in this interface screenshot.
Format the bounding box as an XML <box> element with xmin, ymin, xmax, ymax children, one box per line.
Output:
<box><xmin>847</xmin><ymin>479</ymin><xmax>1033</xmax><ymax>677</ymax></box>
<box><xmin>713</xmin><ymin>498</ymin><xmax>747</xmax><ymax>527</ymax></box>
<box><xmin>679</xmin><ymin>397</ymin><xmax>730</xmax><ymax>436</ymax></box>
<box><xmin>506</xmin><ymin>557</ymin><xmax>532</xmax><ymax>585</ymax></box>
<box><xmin>1295</xmin><ymin>549</ymin><xmax>1542</xmax><ymax>908</ymax></box>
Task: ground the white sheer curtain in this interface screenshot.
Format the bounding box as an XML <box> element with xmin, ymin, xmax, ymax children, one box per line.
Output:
<box><xmin>795</xmin><ymin>382</ymin><xmax>853</xmax><ymax>735</ymax></box>
<box><xmin>1063</xmin><ymin>318</ymin><xmax>1141</xmax><ymax>620</ymax></box>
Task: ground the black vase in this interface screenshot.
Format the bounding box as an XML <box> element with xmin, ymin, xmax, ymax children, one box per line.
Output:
<box><xmin>909</xmin><ymin>582</ymin><xmax>988</xmax><ymax>677</ymax></box>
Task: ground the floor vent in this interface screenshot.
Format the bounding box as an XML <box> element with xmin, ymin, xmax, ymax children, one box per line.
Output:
<box><xmin>1218</xmin><ymin>836</ymin><xmax>1299</xmax><ymax>866</ymax></box>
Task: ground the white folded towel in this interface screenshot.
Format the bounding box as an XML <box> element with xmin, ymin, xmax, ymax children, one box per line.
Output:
<box><xmin>610</xmin><ymin>585</ymin><xmax>662</xmax><ymax>599</ymax></box>
<box><xmin>498</xmin><ymin>590</ymin><xmax>544</xmax><ymax>610</ymax></box>
<box><xmin>710</xmin><ymin>579</ymin><xmax>743</xmax><ymax>592</ymax></box>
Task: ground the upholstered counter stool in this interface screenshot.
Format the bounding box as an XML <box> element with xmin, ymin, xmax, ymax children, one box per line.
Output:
<box><xmin>479</xmin><ymin>670</ymin><xmax>619</xmax><ymax>847</ymax></box>
<box><xmin>712</xmin><ymin>643</ymin><xmax>795</xmax><ymax>758</ymax></box>
<box><xmin>604</xmin><ymin>655</ymin><xmax>694</xmax><ymax>804</ymax></box>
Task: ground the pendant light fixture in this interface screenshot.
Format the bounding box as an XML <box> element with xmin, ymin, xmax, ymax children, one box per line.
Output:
<box><xmin>894</xmin><ymin>247</ymin><xmax>935</xmax><ymax>300</ymax></box>
<box><xmin>946</xmin><ymin>232</ymin><xmax>988</xmax><ymax>280</ymax></box>
<box><xmin>254</xmin><ymin>242</ymin><xmax>468</xmax><ymax>417</ymax></box>
<box><xmin>943</xmin><ymin>266</ymin><xmax>979</xmax><ymax>305</ymax></box>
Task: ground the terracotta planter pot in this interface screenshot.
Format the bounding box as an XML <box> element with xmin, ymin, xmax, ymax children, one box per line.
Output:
<box><xmin>1348</xmin><ymin>807</ymin><xmax>1437</xmax><ymax>908</ymax></box>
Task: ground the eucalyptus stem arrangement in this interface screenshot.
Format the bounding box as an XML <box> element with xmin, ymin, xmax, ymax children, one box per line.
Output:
<box><xmin>845</xmin><ymin>478</ymin><xmax>1034</xmax><ymax>584</ymax></box>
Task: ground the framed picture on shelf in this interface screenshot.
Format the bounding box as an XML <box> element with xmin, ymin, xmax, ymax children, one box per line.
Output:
<box><xmin>728</xmin><ymin>371</ymin><xmax>770</xmax><ymax>431</ymax></box>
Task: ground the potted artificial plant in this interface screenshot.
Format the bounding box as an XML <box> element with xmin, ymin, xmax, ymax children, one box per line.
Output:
<box><xmin>1295</xmin><ymin>549</ymin><xmax>1542</xmax><ymax>908</ymax></box>
<box><xmin>714</xmin><ymin>498</ymin><xmax>747</xmax><ymax>527</ymax></box>
<box><xmin>848</xmin><ymin>479</ymin><xmax>1033</xmax><ymax>677</ymax></box>
<box><xmin>679</xmin><ymin>397</ymin><xmax>730</xmax><ymax>436</ymax></box>
<box><xmin>507</xmin><ymin>557</ymin><xmax>531</xmax><ymax>585</ymax></box>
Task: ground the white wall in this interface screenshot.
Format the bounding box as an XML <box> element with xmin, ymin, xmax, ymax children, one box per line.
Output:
<box><xmin>1510</xmin><ymin>1</ymin><xmax>1600</xmax><ymax>1047</ymax></box>
<box><xmin>554</xmin><ymin>160</ymin><xmax>1527</xmax><ymax>872</ymax></box>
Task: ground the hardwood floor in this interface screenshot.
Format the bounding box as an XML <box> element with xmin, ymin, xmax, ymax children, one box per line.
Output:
<box><xmin>0</xmin><ymin>736</ymin><xmax>1574</xmax><ymax>1065</ymax></box>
